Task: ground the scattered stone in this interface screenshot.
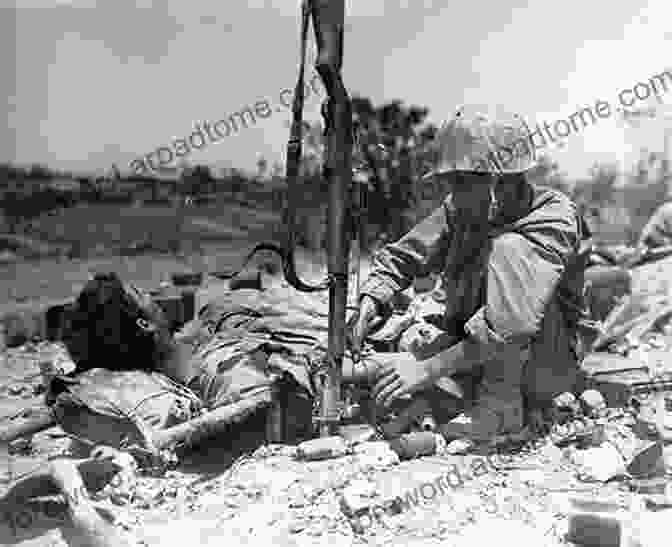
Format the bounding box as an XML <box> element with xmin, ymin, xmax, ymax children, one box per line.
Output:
<box><xmin>664</xmin><ymin>445</ymin><xmax>672</xmax><ymax>474</ymax></box>
<box><xmin>445</xmin><ymin>439</ymin><xmax>474</xmax><ymax>455</ymax></box>
<box><xmin>8</xmin><ymin>437</ymin><xmax>32</xmax><ymax>455</ymax></box>
<box><xmin>626</xmin><ymin>442</ymin><xmax>665</xmax><ymax>478</ymax></box>
<box><xmin>339</xmin><ymin>479</ymin><xmax>377</xmax><ymax>516</ymax></box>
<box><xmin>511</xmin><ymin>468</ymin><xmax>547</xmax><ymax>486</ymax></box>
<box><xmin>8</xmin><ymin>384</ymin><xmax>28</xmax><ymax>396</ymax></box>
<box><xmin>580</xmin><ymin>389</ymin><xmax>607</xmax><ymax>417</ymax></box>
<box><xmin>572</xmin><ymin>443</ymin><xmax>626</xmax><ymax>482</ymax></box>
<box><xmin>460</xmin><ymin>515</ymin><xmax>553</xmax><ymax>546</ymax></box>
<box><xmin>257</xmin><ymin>468</ymin><xmax>301</xmax><ymax>498</ymax></box>
<box><xmin>110</xmin><ymin>492</ymin><xmax>130</xmax><ymax>506</ymax></box>
<box><xmin>553</xmin><ymin>392</ymin><xmax>578</xmax><ymax>410</ymax></box>
<box><xmin>288</xmin><ymin>522</ymin><xmax>306</xmax><ymax>534</ymax></box>
<box><xmin>647</xmin><ymin>333</ymin><xmax>666</xmax><ymax>349</ymax></box>
<box><xmin>566</xmin><ymin>496</ymin><xmax>653</xmax><ymax>547</ymax></box>
<box><xmin>603</xmin><ymin>423</ymin><xmax>641</xmax><ymax>464</ymax></box>
<box><xmin>353</xmin><ymin>441</ymin><xmax>400</xmax><ymax>468</ymax></box>
<box><xmin>338</xmin><ymin>424</ymin><xmax>377</xmax><ymax>445</ymax></box>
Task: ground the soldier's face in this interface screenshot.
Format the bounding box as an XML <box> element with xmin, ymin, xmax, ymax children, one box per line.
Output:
<box><xmin>445</xmin><ymin>172</ymin><xmax>497</xmax><ymax>226</ymax></box>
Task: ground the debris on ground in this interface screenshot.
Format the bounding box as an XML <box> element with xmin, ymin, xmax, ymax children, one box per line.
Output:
<box><xmin>3</xmin><ymin>256</ymin><xmax>672</xmax><ymax>546</ymax></box>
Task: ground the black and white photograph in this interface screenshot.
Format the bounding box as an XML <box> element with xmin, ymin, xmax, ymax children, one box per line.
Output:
<box><xmin>1</xmin><ymin>1</ymin><xmax>671</xmax><ymax>545</ymax></box>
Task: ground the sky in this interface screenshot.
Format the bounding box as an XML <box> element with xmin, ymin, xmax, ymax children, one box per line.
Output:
<box><xmin>2</xmin><ymin>0</ymin><xmax>671</xmax><ymax>179</ymax></box>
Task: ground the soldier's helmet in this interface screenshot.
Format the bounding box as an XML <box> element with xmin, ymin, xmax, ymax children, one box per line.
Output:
<box><xmin>422</xmin><ymin>104</ymin><xmax>537</xmax><ymax>179</ymax></box>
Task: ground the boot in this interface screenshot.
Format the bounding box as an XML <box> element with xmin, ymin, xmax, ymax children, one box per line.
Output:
<box><xmin>439</xmin><ymin>344</ymin><xmax>525</xmax><ymax>443</ymax></box>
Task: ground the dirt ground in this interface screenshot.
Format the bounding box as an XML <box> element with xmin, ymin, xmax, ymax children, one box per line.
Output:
<box><xmin>0</xmin><ymin>320</ymin><xmax>585</xmax><ymax>547</ymax></box>
<box><xmin>2</xmin><ymin>251</ymin><xmax>672</xmax><ymax>546</ymax></box>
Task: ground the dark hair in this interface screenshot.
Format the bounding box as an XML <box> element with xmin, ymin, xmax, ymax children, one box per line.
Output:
<box><xmin>63</xmin><ymin>272</ymin><xmax>172</xmax><ymax>373</ymax></box>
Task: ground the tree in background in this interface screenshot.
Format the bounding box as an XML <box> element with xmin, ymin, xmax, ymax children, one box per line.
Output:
<box><xmin>26</xmin><ymin>163</ymin><xmax>52</xmax><ymax>181</ymax></box>
<box><xmin>350</xmin><ymin>97</ymin><xmax>435</xmax><ymax>240</ymax></box>
<box><xmin>576</xmin><ymin>162</ymin><xmax>620</xmax><ymax>206</ymax></box>
<box><xmin>0</xmin><ymin>163</ymin><xmax>78</xmax><ymax>233</ymax></box>
<box><xmin>530</xmin><ymin>154</ymin><xmax>572</xmax><ymax>196</ymax></box>
<box><xmin>191</xmin><ymin>165</ymin><xmax>214</xmax><ymax>195</ymax></box>
<box><xmin>293</xmin><ymin>96</ymin><xmax>441</xmax><ymax>249</ymax></box>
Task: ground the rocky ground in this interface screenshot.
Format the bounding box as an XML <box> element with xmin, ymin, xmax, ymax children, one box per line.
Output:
<box><xmin>3</xmin><ymin>258</ymin><xmax>672</xmax><ymax>546</ymax></box>
<box><xmin>0</xmin><ymin>342</ymin><xmax>593</xmax><ymax>547</ymax></box>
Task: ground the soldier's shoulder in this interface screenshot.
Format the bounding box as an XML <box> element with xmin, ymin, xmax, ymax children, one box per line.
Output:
<box><xmin>532</xmin><ymin>186</ymin><xmax>576</xmax><ymax>216</ymax></box>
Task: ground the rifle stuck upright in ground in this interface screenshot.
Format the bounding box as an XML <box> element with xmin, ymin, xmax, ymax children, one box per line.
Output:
<box><xmin>308</xmin><ymin>0</ymin><xmax>353</xmax><ymax>436</ymax></box>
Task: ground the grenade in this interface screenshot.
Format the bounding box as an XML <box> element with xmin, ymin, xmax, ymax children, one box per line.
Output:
<box><xmin>296</xmin><ymin>436</ymin><xmax>349</xmax><ymax>461</ymax></box>
<box><xmin>388</xmin><ymin>431</ymin><xmax>443</xmax><ymax>460</ymax></box>
<box><xmin>381</xmin><ymin>397</ymin><xmax>431</xmax><ymax>439</ymax></box>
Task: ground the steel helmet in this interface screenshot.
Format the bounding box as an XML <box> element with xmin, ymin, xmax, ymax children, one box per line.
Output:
<box><xmin>422</xmin><ymin>104</ymin><xmax>537</xmax><ymax>179</ymax></box>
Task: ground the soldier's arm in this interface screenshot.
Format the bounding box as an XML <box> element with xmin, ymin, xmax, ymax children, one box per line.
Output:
<box><xmin>425</xmin><ymin>195</ymin><xmax>580</xmax><ymax>378</ymax></box>
<box><xmin>638</xmin><ymin>202</ymin><xmax>672</xmax><ymax>249</ymax></box>
<box><xmin>360</xmin><ymin>201</ymin><xmax>451</xmax><ymax>311</ymax></box>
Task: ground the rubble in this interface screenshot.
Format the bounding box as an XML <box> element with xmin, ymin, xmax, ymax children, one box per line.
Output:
<box><xmin>626</xmin><ymin>441</ymin><xmax>665</xmax><ymax>478</ymax></box>
<box><xmin>352</xmin><ymin>441</ymin><xmax>400</xmax><ymax>468</ymax></box>
<box><xmin>339</xmin><ymin>479</ymin><xmax>378</xmax><ymax>515</ymax></box>
<box><xmin>571</xmin><ymin>443</ymin><xmax>627</xmax><ymax>482</ymax></box>
<box><xmin>8</xmin><ymin>437</ymin><xmax>32</xmax><ymax>455</ymax></box>
<box><xmin>4</xmin><ymin>258</ymin><xmax>672</xmax><ymax>547</ymax></box>
<box><xmin>445</xmin><ymin>438</ymin><xmax>475</xmax><ymax>455</ymax></box>
<box><xmin>459</xmin><ymin>516</ymin><xmax>558</xmax><ymax>547</ymax></box>
<box><xmin>553</xmin><ymin>391</ymin><xmax>581</xmax><ymax>414</ymax></box>
<box><xmin>580</xmin><ymin>389</ymin><xmax>607</xmax><ymax>417</ymax></box>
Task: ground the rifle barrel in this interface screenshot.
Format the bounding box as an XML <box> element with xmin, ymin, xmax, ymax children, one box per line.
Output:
<box><xmin>311</xmin><ymin>0</ymin><xmax>352</xmax><ymax>436</ymax></box>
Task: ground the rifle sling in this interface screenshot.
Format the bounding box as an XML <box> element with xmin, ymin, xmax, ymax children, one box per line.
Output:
<box><xmin>215</xmin><ymin>0</ymin><xmax>329</xmax><ymax>293</ymax></box>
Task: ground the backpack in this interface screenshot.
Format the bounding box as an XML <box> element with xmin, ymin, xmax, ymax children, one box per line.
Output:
<box><xmin>47</xmin><ymin>368</ymin><xmax>202</xmax><ymax>452</ymax></box>
<box><xmin>62</xmin><ymin>272</ymin><xmax>173</xmax><ymax>373</ymax></box>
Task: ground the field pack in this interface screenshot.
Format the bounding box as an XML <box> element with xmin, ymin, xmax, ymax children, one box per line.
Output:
<box><xmin>47</xmin><ymin>368</ymin><xmax>202</xmax><ymax>450</ymax></box>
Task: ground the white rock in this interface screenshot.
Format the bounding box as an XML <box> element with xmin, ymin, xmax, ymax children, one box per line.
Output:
<box><xmin>553</xmin><ymin>392</ymin><xmax>577</xmax><ymax>409</ymax></box>
<box><xmin>459</xmin><ymin>516</ymin><xmax>558</xmax><ymax>547</ymax></box>
<box><xmin>445</xmin><ymin>439</ymin><xmax>474</xmax><ymax>455</ymax></box>
<box><xmin>579</xmin><ymin>389</ymin><xmax>606</xmax><ymax>416</ymax></box>
<box><xmin>512</xmin><ymin>468</ymin><xmax>547</xmax><ymax>486</ymax></box>
<box><xmin>353</xmin><ymin>441</ymin><xmax>400</xmax><ymax>468</ymax></box>
<box><xmin>340</xmin><ymin>479</ymin><xmax>378</xmax><ymax>514</ymax></box>
<box><xmin>634</xmin><ymin>508</ymin><xmax>672</xmax><ymax>547</ymax></box>
<box><xmin>572</xmin><ymin>443</ymin><xmax>626</xmax><ymax>482</ymax></box>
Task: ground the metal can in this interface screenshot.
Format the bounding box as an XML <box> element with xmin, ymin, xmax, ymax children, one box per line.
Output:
<box><xmin>296</xmin><ymin>436</ymin><xmax>349</xmax><ymax>461</ymax></box>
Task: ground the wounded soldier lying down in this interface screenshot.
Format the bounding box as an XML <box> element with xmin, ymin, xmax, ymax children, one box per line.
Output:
<box><xmin>61</xmin><ymin>109</ymin><xmax>593</xmax><ymax>448</ymax></box>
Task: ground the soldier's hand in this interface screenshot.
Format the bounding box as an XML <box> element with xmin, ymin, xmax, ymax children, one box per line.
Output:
<box><xmin>347</xmin><ymin>295</ymin><xmax>380</xmax><ymax>362</ymax></box>
<box><xmin>47</xmin><ymin>459</ymin><xmax>90</xmax><ymax>517</ymax></box>
<box><xmin>372</xmin><ymin>352</ymin><xmax>434</xmax><ymax>408</ymax></box>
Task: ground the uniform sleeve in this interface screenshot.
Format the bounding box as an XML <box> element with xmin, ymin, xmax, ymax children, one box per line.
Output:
<box><xmin>360</xmin><ymin>202</ymin><xmax>451</xmax><ymax>308</ymax></box>
<box><xmin>639</xmin><ymin>202</ymin><xmax>672</xmax><ymax>248</ymax></box>
<box><xmin>464</xmin><ymin>197</ymin><xmax>579</xmax><ymax>354</ymax></box>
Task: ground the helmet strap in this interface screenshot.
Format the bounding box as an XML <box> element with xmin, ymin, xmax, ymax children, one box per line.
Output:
<box><xmin>488</xmin><ymin>182</ymin><xmax>499</xmax><ymax>221</ymax></box>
